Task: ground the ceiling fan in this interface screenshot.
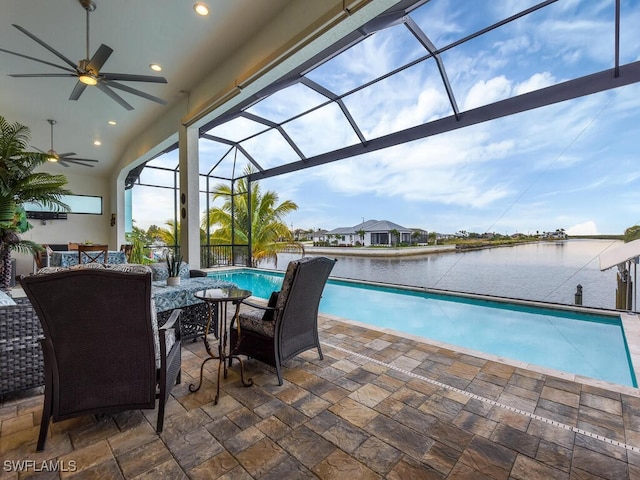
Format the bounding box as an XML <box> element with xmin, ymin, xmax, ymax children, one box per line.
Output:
<box><xmin>35</xmin><ymin>119</ymin><xmax>99</xmax><ymax>168</ymax></box>
<box><xmin>0</xmin><ymin>0</ymin><xmax>167</xmax><ymax>111</ymax></box>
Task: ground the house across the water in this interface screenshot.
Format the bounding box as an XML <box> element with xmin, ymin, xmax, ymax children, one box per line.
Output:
<box><xmin>313</xmin><ymin>220</ymin><xmax>428</xmax><ymax>247</ymax></box>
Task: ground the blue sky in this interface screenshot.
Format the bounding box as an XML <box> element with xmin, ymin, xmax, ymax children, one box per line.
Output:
<box><xmin>133</xmin><ymin>0</ymin><xmax>640</xmax><ymax>236</ymax></box>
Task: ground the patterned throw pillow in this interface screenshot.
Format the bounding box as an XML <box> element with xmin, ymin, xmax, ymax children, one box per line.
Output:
<box><xmin>178</xmin><ymin>262</ymin><xmax>191</xmax><ymax>279</ymax></box>
<box><xmin>70</xmin><ymin>263</ymin><xmax>106</xmax><ymax>270</ymax></box>
<box><xmin>0</xmin><ymin>290</ymin><xmax>16</xmax><ymax>306</ymax></box>
<box><xmin>149</xmin><ymin>262</ymin><xmax>190</xmax><ymax>280</ymax></box>
<box><xmin>107</xmin><ymin>263</ymin><xmax>153</xmax><ymax>275</ymax></box>
<box><xmin>149</xmin><ymin>263</ymin><xmax>169</xmax><ymax>281</ymax></box>
<box><xmin>36</xmin><ymin>266</ymin><xmax>69</xmax><ymax>275</ymax></box>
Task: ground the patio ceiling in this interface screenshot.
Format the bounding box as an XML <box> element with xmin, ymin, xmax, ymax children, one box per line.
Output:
<box><xmin>134</xmin><ymin>0</ymin><xmax>640</xmax><ymax>188</ymax></box>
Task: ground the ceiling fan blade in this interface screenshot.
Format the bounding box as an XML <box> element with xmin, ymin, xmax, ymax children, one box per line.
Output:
<box><xmin>87</xmin><ymin>44</ymin><xmax>113</xmax><ymax>72</ymax></box>
<box><xmin>10</xmin><ymin>73</ymin><xmax>76</xmax><ymax>78</ymax></box>
<box><xmin>100</xmin><ymin>72</ymin><xmax>167</xmax><ymax>83</ymax></box>
<box><xmin>104</xmin><ymin>80</ymin><xmax>167</xmax><ymax>105</ymax></box>
<box><xmin>63</xmin><ymin>159</ymin><xmax>96</xmax><ymax>167</ymax></box>
<box><xmin>57</xmin><ymin>153</ymin><xmax>77</xmax><ymax>158</ymax></box>
<box><xmin>57</xmin><ymin>160</ymin><xmax>71</xmax><ymax>167</ymax></box>
<box><xmin>65</xmin><ymin>157</ymin><xmax>99</xmax><ymax>163</ymax></box>
<box><xmin>12</xmin><ymin>24</ymin><xmax>78</xmax><ymax>70</ymax></box>
<box><xmin>69</xmin><ymin>81</ymin><xmax>88</xmax><ymax>101</ymax></box>
<box><xmin>0</xmin><ymin>47</ymin><xmax>77</xmax><ymax>73</ymax></box>
<box><xmin>96</xmin><ymin>82</ymin><xmax>134</xmax><ymax>110</ymax></box>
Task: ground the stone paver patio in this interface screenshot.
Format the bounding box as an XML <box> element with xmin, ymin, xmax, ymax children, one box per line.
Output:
<box><xmin>2</xmin><ymin>315</ymin><xmax>640</xmax><ymax>479</ymax></box>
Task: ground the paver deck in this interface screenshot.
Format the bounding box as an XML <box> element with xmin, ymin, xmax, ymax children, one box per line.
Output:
<box><xmin>2</xmin><ymin>314</ymin><xmax>640</xmax><ymax>479</ymax></box>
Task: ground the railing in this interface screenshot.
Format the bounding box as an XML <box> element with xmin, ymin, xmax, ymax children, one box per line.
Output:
<box><xmin>142</xmin><ymin>244</ymin><xmax>250</xmax><ymax>268</ymax></box>
<box><xmin>200</xmin><ymin>244</ymin><xmax>250</xmax><ymax>268</ymax></box>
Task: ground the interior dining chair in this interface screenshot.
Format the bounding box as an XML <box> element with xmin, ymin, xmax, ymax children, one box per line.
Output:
<box><xmin>78</xmin><ymin>244</ymin><xmax>108</xmax><ymax>264</ymax></box>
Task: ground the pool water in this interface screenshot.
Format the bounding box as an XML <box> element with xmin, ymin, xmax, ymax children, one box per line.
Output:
<box><xmin>208</xmin><ymin>269</ymin><xmax>637</xmax><ymax>387</ymax></box>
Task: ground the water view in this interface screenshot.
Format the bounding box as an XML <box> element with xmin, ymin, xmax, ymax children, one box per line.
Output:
<box><xmin>267</xmin><ymin>239</ymin><xmax>623</xmax><ymax>310</ymax></box>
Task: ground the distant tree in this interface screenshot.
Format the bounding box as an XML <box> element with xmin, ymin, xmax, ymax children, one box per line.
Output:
<box><xmin>147</xmin><ymin>224</ymin><xmax>163</xmax><ymax>242</ymax></box>
<box><xmin>357</xmin><ymin>229</ymin><xmax>365</xmax><ymax>245</ymax></box>
<box><xmin>624</xmin><ymin>225</ymin><xmax>640</xmax><ymax>243</ymax></box>
<box><xmin>389</xmin><ymin>228</ymin><xmax>400</xmax><ymax>246</ymax></box>
<box><xmin>156</xmin><ymin>220</ymin><xmax>207</xmax><ymax>248</ymax></box>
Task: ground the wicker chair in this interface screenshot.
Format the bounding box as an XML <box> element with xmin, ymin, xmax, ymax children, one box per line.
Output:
<box><xmin>0</xmin><ymin>297</ymin><xmax>44</xmax><ymax>396</ymax></box>
<box><xmin>20</xmin><ymin>269</ymin><xmax>182</xmax><ymax>451</ymax></box>
<box><xmin>230</xmin><ymin>256</ymin><xmax>336</xmax><ymax>385</ymax></box>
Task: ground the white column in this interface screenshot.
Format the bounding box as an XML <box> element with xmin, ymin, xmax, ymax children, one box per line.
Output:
<box><xmin>178</xmin><ymin>124</ymin><xmax>201</xmax><ymax>269</ymax></box>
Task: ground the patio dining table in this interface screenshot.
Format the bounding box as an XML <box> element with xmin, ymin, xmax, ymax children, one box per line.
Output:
<box><xmin>49</xmin><ymin>250</ymin><xmax>127</xmax><ymax>268</ymax></box>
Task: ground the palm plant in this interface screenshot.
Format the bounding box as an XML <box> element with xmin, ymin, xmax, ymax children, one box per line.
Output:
<box><xmin>389</xmin><ymin>228</ymin><xmax>400</xmax><ymax>246</ymax></box>
<box><xmin>203</xmin><ymin>166</ymin><xmax>303</xmax><ymax>267</ymax></box>
<box><xmin>0</xmin><ymin>116</ymin><xmax>70</xmax><ymax>290</ymax></box>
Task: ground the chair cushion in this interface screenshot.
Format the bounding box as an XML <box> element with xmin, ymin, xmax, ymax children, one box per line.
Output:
<box><xmin>150</xmin><ymin>298</ymin><xmax>176</xmax><ymax>369</ymax></box>
<box><xmin>238</xmin><ymin>310</ymin><xmax>276</xmax><ymax>337</ymax></box>
<box><xmin>262</xmin><ymin>291</ymin><xmax>280</xmax><ymax>322</ymax></box>
<box><xmin>0</xmin><ymin>290</ymin><xmax>16</xmax><ymax>306</ymax></box>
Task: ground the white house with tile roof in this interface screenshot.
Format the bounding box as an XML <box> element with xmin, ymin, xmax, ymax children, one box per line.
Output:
<box><xmin>315</xmin><ymin>220</ymin><xmax>427</xmax><ymax>246</ymax></box>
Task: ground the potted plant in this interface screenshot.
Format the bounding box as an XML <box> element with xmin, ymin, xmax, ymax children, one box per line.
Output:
<box><xmin>0</xmin><ymin>116</ymin><xmax>70</xmax><ymax>291</ymax></box>
<box><xmin>166</xmin><ymin>253</ymin><xmax>183</xmax><ymax>286</ymax></box>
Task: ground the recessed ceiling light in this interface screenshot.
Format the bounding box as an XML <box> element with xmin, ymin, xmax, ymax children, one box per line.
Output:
<box><xmin>93</xmin><ymin>140</ymin><xmax>102</xmax><ymax>146</ymax></box>
<box><xmin>108</xmin><ymin>120</ymin><xmax>117</xmax><ymax>125</ymax></box>
<box><xmin>194</xmin><ymin>3</ymin><xmax>209</xmax><ymax>15</ymax></box>
<box><xmin>149</xmin><ymin>64</ymin><xmax>162</xmax><ymax>72</ymax></box>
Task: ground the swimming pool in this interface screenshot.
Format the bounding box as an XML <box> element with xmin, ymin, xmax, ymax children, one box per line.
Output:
<box><xmin>208</xmin><ymin>268</ymin><xmax>636</xmax><ymax>387</ymax></box>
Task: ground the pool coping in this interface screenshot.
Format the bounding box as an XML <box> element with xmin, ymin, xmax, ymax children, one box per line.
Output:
<box><xmin>206</xmin><ymin>266</ymin><xmax>640</xmax><ymax>396</ymax></box>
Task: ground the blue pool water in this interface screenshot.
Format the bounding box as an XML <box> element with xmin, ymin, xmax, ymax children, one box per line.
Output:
<box><xmin>208</xmin><ymin>269</ymin><xmax>636</xmax><ymax>387</ymax></box>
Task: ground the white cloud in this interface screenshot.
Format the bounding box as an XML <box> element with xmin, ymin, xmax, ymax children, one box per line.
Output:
<box><xmin>463</xmin><ymin>76</ymin><xmax>511</xmax><ymax>110</ymax></box>
<box><xmin>514</xmin><ymin>72</ymin><xmax>556</xmax><ymax>95</ymax></box>
<box><xmin>566</xmin><ymin>221</ymin><xmax>599</xmax><ymax>236</ymax></box>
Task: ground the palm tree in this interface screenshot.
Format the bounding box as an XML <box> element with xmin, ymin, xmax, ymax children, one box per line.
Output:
<box><xmin>156</xmin><ymin>219</ymin><xmax>207</xmax><ymax>254</ymax></box>
<box><xmin>203</xmin><ymin>166</ymin><xmax>303</xmax><ymax>267</ymax></box>
<box><xmin>389</xmin><ymin>228</ymin><xmax>400</xmax><ymax>246</ymax></box>
<box><xmin>0</xmin><ymin>116</ymin><xmax>70</xmax><ymax>290</ymax></box>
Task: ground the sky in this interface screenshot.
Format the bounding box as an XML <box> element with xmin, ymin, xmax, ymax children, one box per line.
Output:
<box><xmin>133</xmin><ymin>0</ymin><xmax>640</xmax><ymax>237</ymax></box>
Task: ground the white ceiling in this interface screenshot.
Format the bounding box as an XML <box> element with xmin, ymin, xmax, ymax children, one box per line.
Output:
<box><xmin>0</xmin><ymin>0</ymin><xmax>293</xmax><ymax>174</ymax></box>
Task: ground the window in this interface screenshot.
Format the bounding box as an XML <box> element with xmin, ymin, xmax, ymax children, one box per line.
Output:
<box><xmin>23</xmin><ymin>195</ymin><xmax>103</xmax><ymax>215</ymax></box>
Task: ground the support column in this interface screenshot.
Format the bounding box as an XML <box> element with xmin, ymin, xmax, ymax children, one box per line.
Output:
<box><xmin>178</xmin><ymin>124</ymin><xmax>201</xmax><ymax>269</ymax></box>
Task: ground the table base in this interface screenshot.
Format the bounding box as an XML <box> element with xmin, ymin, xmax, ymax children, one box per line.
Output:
<box><xmin>188</xmin><ymin>296</ymin><xmax>253</xmax><ymax>404</ymax></box>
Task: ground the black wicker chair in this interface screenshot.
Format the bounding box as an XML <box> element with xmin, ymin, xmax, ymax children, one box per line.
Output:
<box><xmin>21</xmin><ymin>269</ymin><xmax>182</xmax><ymax>451</ymax></box>
<box><xmin>230</xmin><ymin>256</ymin><xmax>336</xmax><ymax>385</ymax></box>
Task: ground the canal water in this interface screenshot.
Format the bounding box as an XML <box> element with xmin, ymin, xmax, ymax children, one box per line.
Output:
<box><xmin>269</xmin><ymin>239</ymin><xmax>625</xmax><ymax>310</ymax></box>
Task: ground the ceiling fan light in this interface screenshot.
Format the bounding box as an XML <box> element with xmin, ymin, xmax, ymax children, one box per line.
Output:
<box><xmin>149</xmin><ymin>64</ymin><xmax>162</xmax><ymax>72</ymax></box>
<box><xmin>46</xmin><ymin>150</ymin><xmax>59</xmax><ymax>162</ymax></box>
<box><xmin>79</xmin><ymin>73</ymin><xmax>98</xmax><ymax>86</ymax></box>
<box><xmin>194</xmin><ymin>3</ymin><xmax>209</xmax><ymax>15</ymax></box>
